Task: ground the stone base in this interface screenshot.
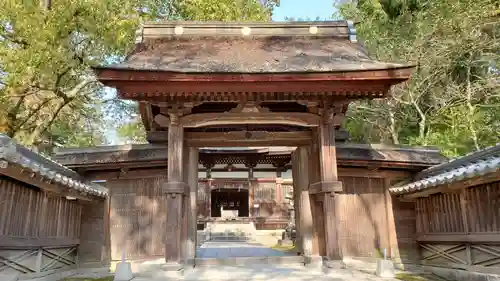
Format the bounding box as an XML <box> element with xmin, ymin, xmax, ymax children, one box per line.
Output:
<box><xmin>184</xmin><ymin>258</ymin><xmax>196</xmax><ymax>268</ymax></box>
<box><xmin>162</xmin><ymin>262</ymin><xmax>184</xmax><ymax>277</ymax></box>
<box><xmin>376</xmin><ymin>259</ymin><xmax>395</xmax><ymax>278</ymax></box>
<box><xmin>162</xmin><ymin>262</ymin><xmax>184</xmax><ymax>272</ymax></box>
<box><xmin>304</xmin><ymin>255</ymin><xmax>323</xmax><ymax>269</ymax></box>
<box><xmin>324</xmin><ymin>259</ymin><xmax>347</xmax><ymax>269</ymax></box>
<box><xmin>114</xmin><ymin>262</ymin><xmax>134</xmax><ymax>281</ymax></box>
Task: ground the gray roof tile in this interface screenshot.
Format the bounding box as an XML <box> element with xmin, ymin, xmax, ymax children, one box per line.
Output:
<box><xmin>390</xmin><ymin>143</ymin><xmax>500</xmax><ymax>195</ymax></box>
<box><xmin>0</xmin><ymin>134</ymin><xmax>108</xmax><ymax>198</ymax></box>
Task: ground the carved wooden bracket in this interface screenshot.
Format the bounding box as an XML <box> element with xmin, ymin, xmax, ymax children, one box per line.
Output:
<box><xmin>271</xmin><ymin>158</ymin><xmax>290</xmax><ymax>170</ymax></box>
<box><xmin>154</xmin><ymin>114</ymin><xmax>169</xmax><ymax>127</ymax></box>
<box><xmin>321</xmin><ymin>103</ymin><xmax>347</xmax><ymax>126</ymax></box>
<box><xmin>229</xmin><ymin>101</ymin><xmax>270</xmax><ymax>113</ymax></box>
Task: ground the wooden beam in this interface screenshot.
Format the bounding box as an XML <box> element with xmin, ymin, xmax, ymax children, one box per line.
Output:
<box><xmin>168</xmin><ymin>112</ymin><xmax>322</xmax><ymax>128</ymax></box>
<box><xmin>0</xmin><ymin>236</ymin><xmax>79</xmax><ymax>248</ymax></box>
<box><xmin>337</xmin><ymin>167</ymin><xmax>411</xmax><ymax>179</ymax></box>
<box><xmin>97</xmin><ymin>67</ymin><xmax>413</xmax><ymax>83</ymax></box>
<box><xmin>186</xmin><ymin>131</ymin><xmax>312</xmax><ymax>147</ymax></box>
<box><xmin>417</xmin><ymin>233</ymin><xmax>500</xmax><ymax>243</ymax></box>
<box><xmin>147</xmin><ymin>130</ymin><xmax>168</xmax><ymax>143</ymax></box>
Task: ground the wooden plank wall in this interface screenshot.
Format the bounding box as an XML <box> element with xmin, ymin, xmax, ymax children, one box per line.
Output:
<box><xmin>337</xmin><ymin>176</ymin><xmax>389</xmax><ymax>258</ymax></box>
<box><xmin>0</xmin><ymin>177</ymin><xmax>81</xmax><ymax>242</ymax></box>
<box><xmin>0</xmin><ymin>177</ymin><xmax>81</xmax><ymax>276</ymax></box>
<box><xmin>107</xmin><ymin>177</ymin><xmax>166</xmax><ymax>261</ymax></box>
<box><xmin>416</xmin><ymin>180</ymin><xmax>500</xmax><ymax>274</ymax></box>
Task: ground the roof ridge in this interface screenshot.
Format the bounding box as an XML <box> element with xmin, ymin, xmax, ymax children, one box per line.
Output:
<box><xmin>135</xmin><ymin>20</ymin><xmax>357</xmax><ymax>43</ymax></box>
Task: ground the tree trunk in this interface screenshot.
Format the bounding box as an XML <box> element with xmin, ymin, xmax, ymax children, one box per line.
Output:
<box><xmin>40</xmin><ymin>0</ymin><xmax>52</xmax><ymax>10</ymax></box>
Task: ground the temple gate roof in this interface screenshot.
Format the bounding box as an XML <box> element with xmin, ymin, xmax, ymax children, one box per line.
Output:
<box><xmin>102</xmin><ymin>21</ymin><xmax>411</xmax><ymax>74</ymax></box>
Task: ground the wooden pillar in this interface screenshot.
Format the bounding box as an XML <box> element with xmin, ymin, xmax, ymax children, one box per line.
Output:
<box><xmin>292</xmin><ymin>146</ymin><xmax>313</xmax><ymax>256</ymax></box>
<box><xmin>163</xmin><ymin>114</ymin><xmax>187</xmax><ymax>265</ymax></box>
<box><xmin>186</xmin><ymin>147</ymin><xmax>198</xmax><ymax>264</ymax></box>
<box><xmin>309</xmin><ymin>116</ymin><xmax>343</xmax><ymax>261</ymax></box>
<box><xmin>276</xmin><ymin>169</ymin><xmax>282</xmax><ymax>204</ymax></box>
<box><xmin>291</xmin><ymin>151</ymin><xmax>301</xmax><ymax>253</ymax></box>
<box><xmin>205</xmin><ymin>167</ymin><xmax>213</xmax><ymax>217</ymax></box>
<box><xmin>247</xmin><ymin>162</ymin><xmax>256</xmax><ymax>217</ymax></box>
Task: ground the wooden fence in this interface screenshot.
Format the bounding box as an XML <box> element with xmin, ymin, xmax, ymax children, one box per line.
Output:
<box><xmin>0</xmin><ymin>177</ymin><xmax>80</xmax><ymax>276</ymax></box>
<box><xmin>416</xmin><ymin>180</ymin><xmax>500</xmax><ymax>274</ymax></box>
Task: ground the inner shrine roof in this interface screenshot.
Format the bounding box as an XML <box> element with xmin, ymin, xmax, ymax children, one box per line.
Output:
<box><xmin>98</xmin><ymin>21</ymin><xmax>412</xmax><ymax>74</ymax></box>
<box><xmin>53</xmin><ymin>144</ymin><xmax>446</xmax><ymax>171</ymax></box>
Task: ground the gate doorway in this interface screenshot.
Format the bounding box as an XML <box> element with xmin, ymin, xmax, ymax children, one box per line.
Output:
<box><xmin>211</xmin><ymin>189</ymin><xmax>249</xmax><ymax>218</ymax></box>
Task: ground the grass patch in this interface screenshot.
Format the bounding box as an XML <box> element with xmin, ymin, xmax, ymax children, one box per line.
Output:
<box><xmin>61</xmin><ymin>277</ymin><xmax>113</xmax><ymax>281</ymax></box>
<box><xmin>271</xmin><ymin>244</ymin><xmax>297</xmax><ymax>253</ymax></box>
<box><xmin>396</xmin><ymin>273</ymin><xmax>431</xmax><ymax>281</ymax></box>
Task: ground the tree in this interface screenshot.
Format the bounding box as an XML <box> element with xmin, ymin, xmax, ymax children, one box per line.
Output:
<box><xmin>0</xmin><ymin>0</ymin><xmax>171</xmax><ymax>148</ymax></box>
<box><xmin>336</xmin><ymin>0</ymin><xmax>500</xmax><ymax>157</ymax></box>
<box><xmin>117</xmin><ymin>115</ymin><xmax>147</xmax><ymax>144</ymax></box>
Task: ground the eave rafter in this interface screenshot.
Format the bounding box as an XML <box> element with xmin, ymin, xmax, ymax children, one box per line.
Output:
<box><xmin>95</xmin><ymin>68</ymin><xmax>413</xmax><ymax>102</ymax></box>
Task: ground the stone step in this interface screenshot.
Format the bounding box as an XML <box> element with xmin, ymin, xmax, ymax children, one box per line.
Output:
<box><xmin>205</xmin><ymin>221</ymin><xmax>257</xmax><ymax>242</ymax></box>
<box><xmin>194</xmin><ymin>256</ymin><xmax>305</xmax><ymax>267</ymax></box>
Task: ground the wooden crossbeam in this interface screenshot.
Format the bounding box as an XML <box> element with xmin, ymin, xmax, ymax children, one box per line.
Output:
<box><xmin>421</xmin><ymin>243</ymin><xmax>467</xmax><ymax>265</ymax></box>
<box><xmin>0</xmin><ymin>249</ymin><xmax>37</xmax><ymax>273</ymax></box>
<box><xmin>41</xmin><ymin>247</ymin><xmax>76</xmax><ymax>271</ymax></box>
<box><xmin>471</xmin><ymin>245</ymin><xmax>500</xmax><ymax>267</ymax></box>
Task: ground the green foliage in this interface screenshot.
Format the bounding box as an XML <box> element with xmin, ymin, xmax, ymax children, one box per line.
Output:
<box><xmin>116</xmin><ymin>116</ymin><xmax>147</xmax><ymax>144</ymax></box>
<box><xmin>115</xmin><ymin>0</ymin><xmax>274</xmax><ymax>144</ymax></box>
<box><xmin>0</xmin><ymin>0</ymin><xmax>274</xmax><ymax>147</ymax></box>
<box><xmin>174</xmin><ymin>0</ymin><xmax>273</xmax><ymax>21</ymax></box>
<box><xmin>0</xmin><ymin>0</ymin><xmax>170</xmax><ymax>148</ymax></box>
<box><xmin>337</xmin><ymin>0</ymin><xmax>500</xmax><ymax>157</ymax></box>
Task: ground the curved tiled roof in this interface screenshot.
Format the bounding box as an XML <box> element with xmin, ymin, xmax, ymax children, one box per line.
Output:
<box><xmin>390</xmin><ymin>143</ymin><xmax>500</xmax><ymax>195</ymax></box>
<box><xmin>98</xmin><ymin>21</ymin><xmax>412</xmax><ymax>74</ymax></box>
<box><xmin>0</xmin><ymin>134</ymin><xmax>108</xmax><ymax>198</ymax></box>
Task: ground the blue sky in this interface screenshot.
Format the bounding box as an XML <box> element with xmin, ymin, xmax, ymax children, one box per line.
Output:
<box><xmin>272</xmin><ymin>0</ymin><xmax>335</xmax><ymax>21</ymax></box>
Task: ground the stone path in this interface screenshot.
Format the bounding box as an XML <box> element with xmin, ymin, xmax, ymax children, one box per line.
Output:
<box><xmin>69</xmin><ymin>241</ymin><xmax>407</xmax><ymax>281</ymax></box>
<box><xmin>131</xmin><ymin>264</ymin><xmax>402</xmax><ymax>281</ymax></box>
<box><xmin>196</xmin><ymin>241</ymin><xmax>291</xmax><ymax>258</ymax></box>
<box><xmin>129</xmin><ymin>241</ymin><xmax>402</xmax><ymax>281</ymax></box>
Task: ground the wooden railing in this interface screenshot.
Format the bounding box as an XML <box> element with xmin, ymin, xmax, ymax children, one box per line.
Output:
<box><xmin>416</xmin><ymin>181</ymin><xmax>500</xmax><ymax>274</ymax></box>
<box><xmin>0</xmin><ymin>238</ymin><xmax>78</xmax><ymax>276</ymax></box>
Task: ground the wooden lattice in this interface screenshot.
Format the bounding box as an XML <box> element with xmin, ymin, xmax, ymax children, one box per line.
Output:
<box><xmin>0</xmin><ymin>246</ymin><xmax>77</xmax><ymax>275</ymax></box>
<box><xmin>420</xmin><ymin>243</ymin><xmax>500</xmax><ymax>272</ymax></box>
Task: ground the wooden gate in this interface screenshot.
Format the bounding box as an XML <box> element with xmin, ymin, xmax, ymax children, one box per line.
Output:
<box><xmin>108</xmin><ymin>177</ymin><xmax>166</xmax><ymax>260</ymax></box>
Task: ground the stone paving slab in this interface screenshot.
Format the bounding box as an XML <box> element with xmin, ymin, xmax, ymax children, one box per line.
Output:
<box><xmin>197</xmin><ymin>241</ymin><xmax>291</xmax><ymax>258</ymax></box>
<box><xmin>131</xmin><ymin>264</ymin><xmax>401</xmax><ymax>281</ymax></box>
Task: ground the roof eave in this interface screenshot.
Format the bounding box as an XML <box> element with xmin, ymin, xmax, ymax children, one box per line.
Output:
<box><xmin>0</xmin><ymin>134</ymin><xmax>108</xmax><ymax>198</ymax></box>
